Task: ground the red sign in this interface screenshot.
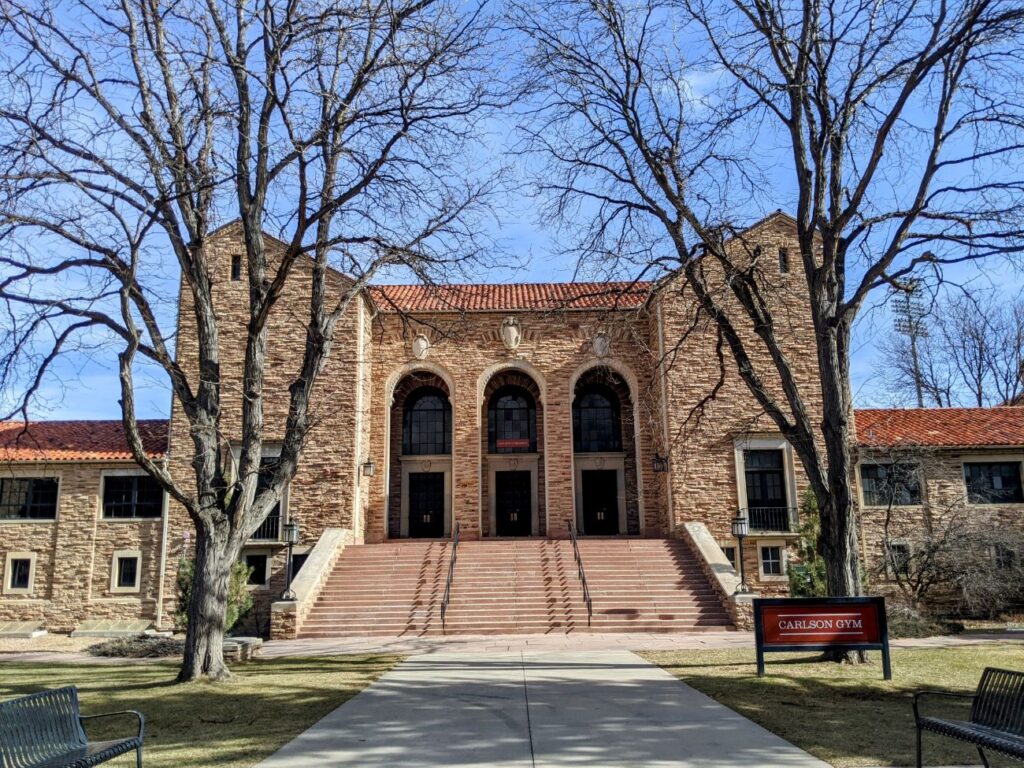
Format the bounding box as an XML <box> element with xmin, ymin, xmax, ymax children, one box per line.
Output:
<box><xmin>496</xmin><ymin>438</ymin><xmax>531</xmax><ymax>450</ymax></box>
<box><xmin>759</xmin><ymin>602</ymin><xmax>882</xmax><ymax>646</ymax></box>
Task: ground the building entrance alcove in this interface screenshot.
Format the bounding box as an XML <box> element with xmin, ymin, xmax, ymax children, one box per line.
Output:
<box><xmin>482</xmin><ymin>370</ymin><xmax>545</xmax><ymax>537</ymax></box>
<box><xmin>388</xmin><ymin>372</ymin><xmax>453</xmax><ymax>538</ymax></box>
<box><xmin>572</xmin><ymin>367</ymin><xmax>640</xmax><ymax>535</ymax></box>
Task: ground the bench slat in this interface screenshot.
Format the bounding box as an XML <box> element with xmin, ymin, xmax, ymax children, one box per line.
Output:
<box><xmin>973</xmin><ymin>668</ymin><xmax>1024</xmax><ymax>737</ymax></box>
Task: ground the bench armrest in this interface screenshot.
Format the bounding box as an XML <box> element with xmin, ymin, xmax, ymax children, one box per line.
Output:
<box><xmin>80</xmin><ymin>710</ymin><xmax>145</xmax><ymax>741</ymax></box>
<box><xmin>913</xmin><ymin>690</ymin><xmax>975</xmax><ymax>724</ymax></box>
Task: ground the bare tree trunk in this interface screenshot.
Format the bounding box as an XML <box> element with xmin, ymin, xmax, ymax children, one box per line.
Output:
<box><xmin>178</xmin><ymin>524</ymin><xmax>233</xmax><ymax>682</ymax></box>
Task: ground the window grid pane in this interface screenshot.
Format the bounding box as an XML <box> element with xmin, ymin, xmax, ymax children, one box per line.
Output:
<box><xmin>861</xmin><ymin>463</ymin><xmax>921</xmax><ymax>506</ymax></box>
<box><xmin>0</xmin><ymin>478</ymin><xmax>58</xmax><ymax>520</ymax></box>
<box><xmin>116</xmin><ymin>556</ymin><xmax>139</xmax><ymax>588</ymax></box>
<box><xmin>761</xmin><ymin>546</ymin><xmax>783</xmax><ymax>575</ymax></box>
<box><xmin>573</xmin><ymin>388</ymin><xmax>622</xmax><ymax>453</ymax></box>
<box><xmin>103</xmin><ymin>476</ymin><xmax>164</xmax><ymax>519</ymax></box>
<box><xmin>403</xmin><ymin>389</ymin><xmax>451</xmax><ymax>456</ymax></box>
<box><xmin>488</xmin><ymin>387</ymin><xmax>536</xmax><ymax>453</ymax></box>
<box><xmin>9</xmin><ymin>559</ymin><xmax>31</xmax><ymax>589</ymax></box>
<box><xmin>965</xmin><ymin>462</ymin><xmax>1024</xmax><ymax>504</ymax></box>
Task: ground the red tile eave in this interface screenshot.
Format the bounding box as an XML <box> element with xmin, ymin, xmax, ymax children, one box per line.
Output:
<box><xmin>0</xmin><ymin>419</ymin><xmax>168</xmax><ymax>465</ymax></box>
<box><xmin>854</xmin><ymin>407</ymin><xmax>1024</xmax><ymax>450</ymax></box>
<box><xmin>369</xmin><ymin>282</ymin><xmax>652</xmax><ymax>313</ymax></box>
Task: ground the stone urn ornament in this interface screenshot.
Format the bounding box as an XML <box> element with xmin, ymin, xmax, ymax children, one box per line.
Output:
<box><xmin>411</xmin><ymin>333</ymin><xmax>430</xmax><ymax>360</ymax></box>
<box><xmin>501</xmin><ymin>316</ymin><xmax>522</xmax><ymax>351</ymax></box>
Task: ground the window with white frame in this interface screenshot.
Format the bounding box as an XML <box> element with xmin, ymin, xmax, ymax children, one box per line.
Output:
<box><xmin>4</xmin><ymin>551</ymin><xmax>36</xmax><ymax>594</ymax></box>
<box><xmin>244</xmin><ymin>552</ymin><xmax>270</xmax><ymax>586</ymax></box>
<box><xmin>885</xmin><ymin>541</ymin><xmax>911</xmax><ymax>578</ymax></box>
<box><xmin>759</xmin><ymin>543</ymin><xmax>786</xmax><ymax>577</ymax></box>
<box><xmin>110</xmin><ymin>550</ymin><xmax>142</xmax><ymax>593</ymax></box>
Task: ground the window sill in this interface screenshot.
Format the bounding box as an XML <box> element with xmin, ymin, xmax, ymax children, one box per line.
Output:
<box><xmin>0</xmin><ymin>518</ymin><xmax>57</xmax><ymax>524</ymax></box>
<box><xmin>99</xmin><ymin>516</ymin><xmax>164</xmax><ymax>523</ymax></box>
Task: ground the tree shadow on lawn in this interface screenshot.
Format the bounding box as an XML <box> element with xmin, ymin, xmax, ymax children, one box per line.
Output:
<box><xmin>0</xmin><ymin>655</ymin><xmax>401</xmax><ymax>768</ymax></box>
<box><xmin>654</xmin><ymin>654</ymin><xmax>1019</xmax><ymax>767</ymax></box>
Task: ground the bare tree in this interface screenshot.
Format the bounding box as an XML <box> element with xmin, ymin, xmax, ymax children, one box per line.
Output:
<box><xmin>880</xmin><ymin>290</ymin><xmax>1024</xmax><ymax>406</ymax></box>
<box><xmin>0</xmin><ymin>0</ymin><xmax>503</xmax><ymax>681</ymax></box>
<box><xmin>514</xmin><ymin>0</ymin><xmax>1024</xmax><ymax>625</ymax></box>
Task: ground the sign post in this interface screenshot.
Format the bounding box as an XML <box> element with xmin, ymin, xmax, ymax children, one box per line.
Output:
<box><xmin>753</xmin><ymin>597</ymin><xmax>891</xmax><ymax>680</ymax></box>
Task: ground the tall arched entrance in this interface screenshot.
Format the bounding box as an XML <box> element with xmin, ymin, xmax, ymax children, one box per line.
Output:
<box><xmin>388</xmin><ymin>372</ymin><xmax>453</xmax><ymax>538</ymax></box>
<box><xmin>481</xmin><ymin>369</ymin><xmax>545</xmax><ymax>537</ymax></box>
<box><xmin>572</xmin><ymin>367</ymin><xmax>639</xmax><ymax>535</ymax></box>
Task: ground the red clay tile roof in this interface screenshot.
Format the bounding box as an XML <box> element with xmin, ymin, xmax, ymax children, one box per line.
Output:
<box><xmin>370</xmin><ymin>281</ymin><xmax>652</xmax><ymax>312</ymax></box>
<box><xmin>855</xmin><ymin>407</ymin><xmax>1024</xmax><ymax>449</ymax></box>
<box><xmin>0</xmin><ymin>419</ymin><xmax>167</xmax><ymax>462</ymax></box>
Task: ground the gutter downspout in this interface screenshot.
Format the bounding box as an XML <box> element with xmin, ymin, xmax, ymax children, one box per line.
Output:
<box><xmin>656</xmin><ymin>299</ymin><xmax>674</xmax><ymax>528</ymax></box>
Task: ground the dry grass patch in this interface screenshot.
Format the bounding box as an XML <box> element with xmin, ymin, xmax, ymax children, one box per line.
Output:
<box><xmin>643</xmin><ymin>644</ymin><xmax>1023</xmax><ymax>767</ymax></box>
<box><xmin>0</xmin><ymin>655</ymin><xmax>401</xmax><ymax>767</ymax></box>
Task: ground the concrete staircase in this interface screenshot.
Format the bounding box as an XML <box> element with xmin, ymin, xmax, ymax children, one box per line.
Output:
<box><xmin>298</xmin><ymin>538</ymin><xmax>733</xmax><ymax>638</ymax></box>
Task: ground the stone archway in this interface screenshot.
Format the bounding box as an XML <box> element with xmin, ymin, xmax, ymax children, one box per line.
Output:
<box><xmin>480</xmin><ymin>369</ymin><xmax>546</xmax><ymax>537</ymax></box>
<box><xmin>571</xmin><ymin>366</ymin><xmax>641</xmax><ymax>535</ymax></box>
<box><xmin>387</xmin><ymin>371</ymin><xmax>453</xmax><ymax>538</ymax></box>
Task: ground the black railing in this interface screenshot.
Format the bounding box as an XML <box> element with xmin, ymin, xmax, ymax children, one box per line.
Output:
<box><xmin>251</xmin><ymin>510</ymin><xmax>282</xmax><ymax>541</ymax></box>
<box><xmin>743</xmin><ymin>506</ymin><xmax>797</xmax><ymax>533</ymax></box>
<box><xmin>440</xmin><ymin>522</ymin><xmax>460</xmax><ymax>632</ymax></box>
<box><xmin>568</xmin><ymin>520</ymin><xmax>593</xmax><ymax>626</ymax></box>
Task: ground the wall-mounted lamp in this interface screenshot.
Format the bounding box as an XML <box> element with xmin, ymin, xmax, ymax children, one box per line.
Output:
<box><xmin>362</xmin><ymin>459</ymin><xmax>376</xmax><ymax>477</ymax></box>
<box><xmin>652</xmin><ymin>453</ymin><xmax>669</xmax><ymax>473</ymax></box>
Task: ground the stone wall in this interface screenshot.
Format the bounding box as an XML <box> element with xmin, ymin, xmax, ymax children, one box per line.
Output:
<box><xmin>0</xmin><ymin>461</ymin><xmax>167</xmax><ymax>631</ymax></box>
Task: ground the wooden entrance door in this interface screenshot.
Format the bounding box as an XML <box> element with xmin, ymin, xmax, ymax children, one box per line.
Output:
<box><xmin>495</xmin><ymin>470</ymin><xmax>532</xmax><ymax>536</ymax></box>
<box><xmin>581</xmin><ymin>469</ymin><xmax>619</xmax><ymax>535</ymax></box>
<box><xmin>408</xmin><ymin>472</ymin><xmax>445</xmax><ymax>538</ymax></box>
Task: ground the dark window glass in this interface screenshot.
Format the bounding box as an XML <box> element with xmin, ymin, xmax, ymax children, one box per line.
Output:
<box><xmin>964</xmin><ymin>462</ymin><xmax>1023</xmax><ymax>504</ymax></box>
<box><xmin>116</xmin><ymin>556</ymin><xmax>139</xmax><ymax>588</ymax></box>
<box><xmin>995</xmin><ymin>544</ymin><xmax>1016</xmax><ymax>570</ymax></box>
<box><xmin>488</xmin><ymin>386</ymin><xmax>536</xmax><ymax>453</ymax></box>
<box><xmin>721</xmin><ymin>546</ymin><xmax>737</xmax><ymax>569</ymax></box>
<box><xmin>860</xmin><ymin>463</ymin><xmax>921</xmax><ymax>507</ymax></box>
<box><xmin>886</xmin><ymin>543</ymin><xmax>911</xmax><ymax>577</ymax></box>
<box><xmin>573</xmin><ymin>386</ymin><xmax>622</xmax><ymax>453</ymax></box>
<box><xmin>256</xmin><ymin>457</ymin><xmax>282</xmax><ymax>521</ymax></box>
<box><xmin>9</xmin><ymin>558</ymin><xmax>31</xmax><ymax>590</ymax></box>
<box><xmin>291</xmin><ymin>553</ymin><xmax>309</xmax><ymax>576</ymax></box>
<box><xmin>0</xmin><ymin>478</ymin><xmax>58</xmax><ymax>520</ymax></box>
<box><xmin>761</xmin><ymin>545</ymin><xmax>783</xmax><ymax>576</ymax></box>
<box><xmin>402</xmin><ymin>387</ymin><xmax>452</xmax><ymax>456</ymax></box>
<box><xmin>230</xmin><ymin>253</ymin><xmax>242</xmax><ymax>281</ymax></box>
<box><xmin>778</xmin><ymin>247</ymin><xmax>790</xmax><ymax>274</ymax></box>
<box><xmin>245</xmin><ymin>554</ymin><xmax>268</xmax><ymax>585</ymax></box>
<box><xmin>744</xmin><ymin>450</ymin><xmax>787</xmax><ymax>508</ymax></box>
<box><xmin>102</xmin><ymin>475</ymin><xmax>164</xmax><ymax>519</ymax></box>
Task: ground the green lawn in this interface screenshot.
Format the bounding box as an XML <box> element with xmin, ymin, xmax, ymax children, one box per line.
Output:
<box><xmin>643</xmin><ymin>644</ymin><xmax>1023</xmax><ymax>767</ymax></box>
<box><xmin>0</xmin><ymin>655</ymin><xmax>401</xmax><ymax>767</ymax></box>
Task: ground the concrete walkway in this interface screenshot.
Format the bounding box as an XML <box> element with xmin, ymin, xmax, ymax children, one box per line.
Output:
<box><xmin>257</xmin><ymin>650</ymin><xmax>829</xmax><ymax>767</ymax></box>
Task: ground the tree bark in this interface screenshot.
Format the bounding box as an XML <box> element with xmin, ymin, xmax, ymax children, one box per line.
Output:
<box><xmin>177</xmin><ymin>523</ymin><xmax>234</xmax><ymax>683</ymax></box>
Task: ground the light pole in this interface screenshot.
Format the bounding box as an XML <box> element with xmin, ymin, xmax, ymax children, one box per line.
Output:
<box><xmin>282</xmin><ymin>520</ymin><xmax>300</xmax><ymax>601</ymax></box>
<box><xmin>731</xmin><ymin>514</ymin><xmax>751</xmax><ymax>594</ymax></box>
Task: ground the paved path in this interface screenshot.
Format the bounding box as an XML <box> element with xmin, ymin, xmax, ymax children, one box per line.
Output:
<box><xmin>257</xmin><ymin>649</ymin><xmax>829</xmax><ymax>767</ymax></box>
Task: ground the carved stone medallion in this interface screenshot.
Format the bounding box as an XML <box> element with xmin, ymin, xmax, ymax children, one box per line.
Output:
<box><xmin>500</xmin><ymin>316</ymin><xmax>522</xmax><ymax>351</ymax></box>
<box><xmin>411</xmin><ymin>333</ymin><xmax>430</xmax><ymax>360</ymax></box>
<box><xmin>592</xmin><ymin>331</ymin><xmax>610</xmax><ymax>358</ymax></box>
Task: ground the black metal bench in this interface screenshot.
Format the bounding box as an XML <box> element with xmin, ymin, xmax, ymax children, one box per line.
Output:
<box><xmin>914</xmin><ymin>666</ymin><xmax>1024</xmax><ymax>767</ymax></box>
<box><xmin>0</xmin><ymin>686</ymin><xmax>143</xmax><ymax>767</ymax></box>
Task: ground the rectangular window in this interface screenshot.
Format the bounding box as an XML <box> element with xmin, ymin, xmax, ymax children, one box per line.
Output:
<box><xmin>102</xmin><ymin>475</ymin><xmax>164</xmax><ymax>519</ymax></box>
<box><xmin>778</xmin><ymin>247</ymin><xmax>790</xmax><ymax>274</ymax></box>
<box><xmin>8</xmin><ymin>558</ymin><xmax>31</xmax><ymax>590</ymax></box>
<box><xmin>0</xmin><ymin>477</ymin><xmax>58</xmax><ymax>520</ymax></box>
<box><xmin>245</xmin><ymin>553</ymin><xmax>269</xmax><ymax>586</ymax></box>
<box><xmin>291</xmin><ymin>553</ymin><xmax>309</xmax><ymax>576</ymax></box>
<box><xmin>964</xmin><ymin>462</ymin><xmax>1024</xmax><ymax>504</ymax></box>
<box><xmin>116</xmin><ymin>555</ymin><xmax>139</xmax><ymax>589</ymax></box>
<box><xmin>744</xmin><ymin>449</ymin><xmax>788</xmax><ymax>519</ymax></box>
<box><xmin>885</xmin><ymin>542</ymin><xmax>911</xmax><ymax>577</ymax></box>
<box><xmin>230</xmin><ymin>253</ymin><xmax>242</xmax><ymax>281</ymax></box>
<box><xmin>860</xmin><ymin>463</ymin><xmax>921</xmax><ymax>507</ymax></box>
<box><xmin>760</xmin><ymin>545</ymin><xmax>784</xmax><ymax>576</ymax></box>
<box><xmin>995</xmin><ymin>544</ymin><xmax>1016</xmax><ymax>570</ymax></box>
<box><xmin>721</xmin><ymin>546</ymin><xmax>737</xmax><ymax>569</ymax></box>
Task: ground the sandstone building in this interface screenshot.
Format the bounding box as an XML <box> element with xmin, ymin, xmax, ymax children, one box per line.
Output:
<box><xmin>1</xmin><ymin>214</ymin><xmax>1021</xmax><ymax>637</ymax></box>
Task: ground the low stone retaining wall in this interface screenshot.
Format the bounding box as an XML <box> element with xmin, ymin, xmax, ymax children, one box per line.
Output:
<box><xmin>270</xmin><ymin>528</ymin><xmax>353</xmax><ymax>640</ymax></box>
<box><xmin>679</xmin><ymin>522</ymin><xmax>755</xmax><ymax>630</ymax></box>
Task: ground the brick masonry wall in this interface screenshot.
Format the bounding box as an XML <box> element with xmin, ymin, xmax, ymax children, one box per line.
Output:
<box><xmin>0</xmin><ymin>461</ymin><xmax>166</xmax><ymax>631</ymax></box>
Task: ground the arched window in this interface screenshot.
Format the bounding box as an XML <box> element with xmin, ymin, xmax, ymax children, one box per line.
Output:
<box><xmin>573</xmin><ymin>386</ymin><xmax>621</xmax><ymax>452</ymax></box>
<box><xmin>402</xmin><ymin>387</ymin><xmax>451</xmax><ymax>455</ymax></box>
<box><xmin>488</xmin><ymin>386</ymin><xmax>536</xmax><ymax>453</ymax></box>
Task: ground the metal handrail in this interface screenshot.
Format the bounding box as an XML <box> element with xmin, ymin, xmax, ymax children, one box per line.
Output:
<box><xmin>568</xmin><ymin>520</ymin><xmax>593</xmax><ymax>626</ymax></box>
<box><xmin>741</xmin><ymin>506</ymin><xmax>798</xmax><ymax>533</ymax></box>
<box><xmin>440</xmin><ymin>522</ymin><xmax>460</xmax><ymax>632</ymax></box>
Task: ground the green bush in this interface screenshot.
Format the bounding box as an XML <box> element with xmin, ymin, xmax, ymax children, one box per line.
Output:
<box><xmin>787</xmin><ymin>491</ymin><xmax>828</xmax><ymax>597</ymax></box>
<box><xmin>174</xmin><ymin>556</ymin><xmax>254</xmax><ymax>632</ymax></box>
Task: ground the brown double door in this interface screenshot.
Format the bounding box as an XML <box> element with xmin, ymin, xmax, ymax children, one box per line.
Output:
<box><xmin>495</xmin><ymin>470</ymin><xmax>532</xmax><ymax>537</ymax></box>
<box><xmin>581</xmin><ymin>469</ymin><xmax>619</xmax><ymax>535</ymax></box>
